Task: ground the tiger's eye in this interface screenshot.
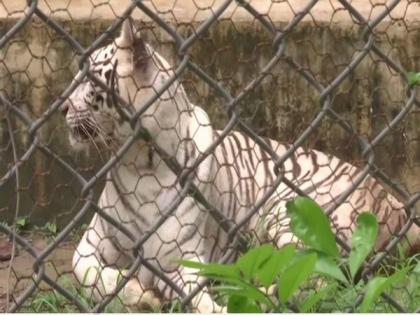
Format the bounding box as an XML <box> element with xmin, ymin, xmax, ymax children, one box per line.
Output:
<box><xmin>96</xmin><ymin>94</ymin><xmax>104</xmax><ymax>103</ymax></box>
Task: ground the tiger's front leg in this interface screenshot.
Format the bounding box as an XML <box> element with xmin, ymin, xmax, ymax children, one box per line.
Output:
<box><xmin>180</xmin><ymin>257</ymin><xmax>226</xmax><ymax>313</ymax></box>
<box><xmin>154</xmin><ymin>255</ymin><xmax>225</xmax><ymax>313</ymax></box>
<box><xmin>72</xmin><ymin>213</ymin><xmax>162</xmax><ymax>310</ymax></box>
<box><xmin>150</xmin><ymin>204</ymin><xmax>225</xmax><ymax>313</ymax></box>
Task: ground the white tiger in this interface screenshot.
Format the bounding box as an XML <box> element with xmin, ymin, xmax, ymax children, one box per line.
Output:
<box><xmin>62</xmin><ymin>18</ymin><xmax>419</xmax><ymax>312</ymax></box>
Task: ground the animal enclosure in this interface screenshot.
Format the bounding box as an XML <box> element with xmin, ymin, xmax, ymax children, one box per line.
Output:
<box><xmin>0</xmin><ymin>0</ymin><xmax>419</xmax><ymax>312</ymax></box>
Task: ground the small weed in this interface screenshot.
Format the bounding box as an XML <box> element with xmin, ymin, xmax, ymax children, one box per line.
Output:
<box><xmin>43</xmin><ymin>222</ymin><xmax>58</xmax><ymax>236</ymax></box>
<box><xmin>162</xmin><ymin>299</ymin><xmax>184</xmax><ymax>313</ymax></box>
<box><xmin>19</xmin><ymin>275</ymin><xmax>130</xmax><ymax>313</ymax></box>
<box><xmin>70</xmin><ymin>223</ymin><xmax>89</xmax><ymax>240</ymax></box>
<box><xmin>15</xmin><ymin>216</ymin><xmax>30</xmax><ymax>233</ymax></box>
<box><xmin>407</xmin><ymin>72</ymin><xmax>420</xmax><ymax>87</ymax></box>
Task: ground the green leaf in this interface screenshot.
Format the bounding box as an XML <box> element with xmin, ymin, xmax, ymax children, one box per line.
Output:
<box><xmin>216</xmin><ymin>285</ymin><xmax>273</xmax><ymax>306</ymax></box>
<box><xmin>286</xmin><ymin>197</ymin><xmax>339</xmax><ymax>257</ymax></box>
<box><xmin>201</xmin><ymin>264</ymin><xmax>240</xmax><ymax>280</ymax></box>
<box><xmin>16</xmin><ymin>217</ymin><xmax>29</xmax><ymax>229</ymax></box>
<box><xmin>256</xmin><ymin>244</ymin><xmax>296</xmax><ymax>288</ymax></box>
<box><xmin>45</xmin><ymin>222</ymin><xmax>57</xmax><ymax>235</ymax></box>
<box><xmin>194</xmin><ymin>272</ymin><xmax>271</xmax><ymax>303</ymax></box>
<box><xmin>407</xmin><ymin>72</ymin><xmax>420</xmax><ymax>86</ymax></box>
<box><xmin>300</xmin><ymin>283</ymin><xmax>337</xmax><ymax>312</ymax></box>
<box><xmin>178</xmin><ymin>260</ymin><xmax>240</xmax><ymax>279</ymax></box>
<box><xmin>348</xmin><ymin>213</ymin><xmax>378</xmax><ymax>280</ymax></box>
<box><xmin>278</xmin><ymin>252</ymin><xmax>317</xmax><ymax>303</ymax></box>
<box><xmin>177</xmin><ymin>259</ymin><xmax>208</xmax><ymax>269</ymax></box>
<box><xmin>227</xmin><ymin>295</ymin><xmax>262</xmax><ymax>313</ymax></box>
<box><xmin>413</xmin><ymin>260</ymin><xmax>420</xmax><ymax>274</ymax></box>
<box><xmin>312</xmin><ymin>252</ymin><xmax>348</xmax><ymax>284</ymax></box>
<box><xmin>236</xmin><ymin>244</ymin><xmax>274</xmax><ymax>280</ymax></box>
<box><xmin>359</xmin><ymin>268</ymin><xmax>408</xmax><ymax>312</ymax></box>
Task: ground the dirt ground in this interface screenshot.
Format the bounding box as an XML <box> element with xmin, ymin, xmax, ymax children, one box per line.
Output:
<box><xmin>0</xmin><ymin>231</ymin><xmax>76</xmax><ymax>311</ymax></box>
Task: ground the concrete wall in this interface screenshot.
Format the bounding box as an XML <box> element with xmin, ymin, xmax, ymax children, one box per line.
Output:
<box><xmin>0</xmin><ymin>1</ymin><xmax>420</xmax><ymax>225</ymax></box>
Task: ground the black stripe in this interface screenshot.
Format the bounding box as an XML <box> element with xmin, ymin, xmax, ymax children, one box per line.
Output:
<box><xmin>300</xmin><ymin>157</ymin><xmax>347</xmax><ymax>196</ymax></box>
<box><xmin>259</xmin><ymin>146</ymin><xmax>274</xmax><ymax>190</ymax></box>
<box><xmin>309</xmin><ymin>150</ymin><xmax>319</xmax><ymax>174</ymax></box>
<box><xmin>220</xmin><ymin>138</ymin><xmax>235</xmax><ymax>201</ymax></box>
<box><xmin>226</xmin><ymin>136</ymin><xmax>237</xmax><ymax>164</ymax></box>
<box><xmin>244</xmin><ymin>158</ymin><xmax>253</xmax><ymax>206</ymax></box>
<box><xmin>148</xmin><ymin>144</ymin><xmax>154</xmax><ymax>168</ymax></box>
<box><xmin>104</xmin><ymin>69</ymin><xmax>112</xmax><ymax>84</ymax></box>
<box><xmin>290</xmin><ymin>152</ymin><xmax>302</xmax><ymax>179</ymax></box>
<box><xmin>244</xmin><ymin>135</ymin><xmax>256</xmax><ymax>169</ymax></box>
<box><xmin>183</xmin><ymin>127</ymin><xmax>191</xmax><ymax>167</ymax></box>
<box><xmin>231</xmin><ymin>133</ymin><xmax>246</xmax><ymax>169</ymax></box>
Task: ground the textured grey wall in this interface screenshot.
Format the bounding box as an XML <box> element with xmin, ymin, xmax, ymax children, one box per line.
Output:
<box><xmin>0</xmin><ymin>3</ymin><xmax>419</xmax><ymax>225</ymax></box>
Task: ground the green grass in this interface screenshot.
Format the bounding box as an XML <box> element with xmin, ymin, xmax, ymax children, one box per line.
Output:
<box><xmin>19</xmin><ymin>275</ymin><xmax>130</xmax><ymax>313</ymax></box>
<box><xmin>15</xmin><ymin>254</ymin><xmax>419</xmax><ymax>313</ymax></box>
<box><xmin>295</xmin><ymin>254</ymin><xmax>420</xmax><ymax>313</ymax></box>
<box><xmin>11</xmin><ymin>201</ymin><xmax>420</xmax><ymax>313</ymax></box>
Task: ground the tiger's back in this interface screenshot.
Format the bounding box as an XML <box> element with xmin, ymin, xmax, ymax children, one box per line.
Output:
<box><xmin>208</xmin><ymin>129</ymin><xmax>417</xmax><ymax>258</ymax></box>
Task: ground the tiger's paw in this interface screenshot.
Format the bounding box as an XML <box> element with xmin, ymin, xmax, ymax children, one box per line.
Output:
<box><xmin>122</xmin><ymin>279</ymin><xmax>162</xmax><ymax>310</ymax></box>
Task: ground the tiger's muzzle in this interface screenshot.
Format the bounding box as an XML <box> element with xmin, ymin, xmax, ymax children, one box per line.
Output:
<box><xmin>67</xmin><ymin>111</ymin><xmax>99</xmax><ymax>141</ymax></box>
<box><xmin>71</xmin><ymin>122</ymin><xmax>98</xmax><ymax>140</ymax></box>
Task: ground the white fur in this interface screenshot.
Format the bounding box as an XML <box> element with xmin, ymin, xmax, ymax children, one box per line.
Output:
<box><xmin>66</xmin><ymin>19</ymin><xmax>419</xmax><ymax>313</ymax></box>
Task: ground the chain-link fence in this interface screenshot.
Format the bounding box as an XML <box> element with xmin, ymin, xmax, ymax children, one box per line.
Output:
<box><xmin>0</xmin><ymin>0</ymin><xmax>420</xmax><ymax>312</ymax></box>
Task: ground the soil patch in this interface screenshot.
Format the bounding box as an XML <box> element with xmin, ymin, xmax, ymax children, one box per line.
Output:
<box><xmin>0</xmin><ymin>231</ymin><xmax>76</xmax><ymax>311</ymax></box>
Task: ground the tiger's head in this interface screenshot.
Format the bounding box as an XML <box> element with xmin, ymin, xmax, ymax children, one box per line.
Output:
<box><xmin>62</xmin><ymin>18</ymin><xmax>190</xmax><ymax>151</ymax></box>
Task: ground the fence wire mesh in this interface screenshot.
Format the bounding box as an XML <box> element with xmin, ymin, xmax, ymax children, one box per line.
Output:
<box><xmin>0</xmin><ymin>0</ymin><xmax>419</xmax><ymax>312</ymax></box>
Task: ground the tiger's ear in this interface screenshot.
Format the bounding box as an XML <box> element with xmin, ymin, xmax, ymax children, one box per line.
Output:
<box><xmin>117</xmin><ymin>18</ymin><xmax>149</xmax><ymax>71</ymax></box>
<box><xmin>119</xmin><ymin>17</ymin><xmax>137</xmax><ymax>47</ymax></box>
